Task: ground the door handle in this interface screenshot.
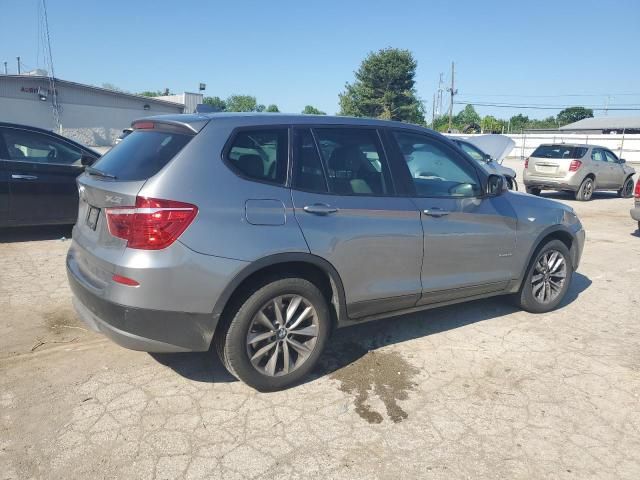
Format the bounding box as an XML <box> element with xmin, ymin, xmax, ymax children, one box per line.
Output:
<box><xmin>11</xmin><ymin>174</ymin><xmax>38</xmax><ymax>180</ymax></box>
<box><xmin>303</xmin><ymin>203</ymin><xmax>339</xmax><ymax>215</ymax></box>
<box><xmin>423</xmin><ymin>208</ymin><xmax>450</xmax><ymax>217</ymax></box>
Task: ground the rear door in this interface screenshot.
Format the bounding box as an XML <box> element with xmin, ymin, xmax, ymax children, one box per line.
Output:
<box><xmin>290</xmin><ymin>127</ymin><xmax>424</xmax><ymax>319</ymax></box>
<box><xmin>389</xmin><ymin>129</ymin><xmax>518</xmax><ymax>304</ymax></box>
<box><xmin>603</xmin><ymin>150</ymin><xmax>626</xmax><ymax>188</ymax></box>
<box><xmin>0</xmin><ymin>126</ymin><xmax>86</xmax><ymax>225</ymax></box>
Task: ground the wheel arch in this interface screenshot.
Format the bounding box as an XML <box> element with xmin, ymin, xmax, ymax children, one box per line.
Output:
<box><xmin>516</xmin><ymin>225</ymin><xmax>579</xmax><ymax>290</ymax></box>
<box><xmin>212</xmin><ymin>253</ymin><xmax>347</xmax><ymax>335</ymax></box>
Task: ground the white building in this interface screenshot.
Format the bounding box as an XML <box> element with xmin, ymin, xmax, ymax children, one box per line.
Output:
<box><xmin>0</xmin><ymin>74</ymin><xmax>201</xmax><ymax>147</ymax></box>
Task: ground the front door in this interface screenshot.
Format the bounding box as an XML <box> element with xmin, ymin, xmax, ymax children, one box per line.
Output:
<box><xmin>0</xmin><ymin>127</ymin><xmax>85</xmax><ymax>225</ymax></box>
<box><xmin>389</xmin><ymin>130</ymin><xmax>518</xmax><ymax>305</ymax></box>
<box><xmin>590</xmin><ymin>148</ymin><xmax>611</xmax><ymax>188</ymax></box>
<box><xmin>603</xmin><ymin>150</ymin><xmax>626</xmax><ymax>188</ymax></box>
<box><xmin>290</xmin><ymin>127</ymin><xmax>424</xmax><ymax>319</ymax></box>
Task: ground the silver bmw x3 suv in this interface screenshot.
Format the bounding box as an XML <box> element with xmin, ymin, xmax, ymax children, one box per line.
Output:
<box><xmin>67</xmin><ymin>114</ymin><xmax>585</xmax><ymax>390</ymax></box>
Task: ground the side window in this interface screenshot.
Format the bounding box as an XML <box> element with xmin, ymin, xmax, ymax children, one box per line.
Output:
<box><xmin>591</xmin><ymin>149</ymin><xmax>605</xmax><ymax>162</ymax></box>
<box><xmin>604</xmin><ymin>150</ymin><xmax>619</xmax><ymax>163</ymax></box>
<box><xmin>226</xmin><ymin>129</ymin><xmax>288</xmax><ymax>184</ymax></box>
<box><xmin>312</xmin><ymin>128</ymin><xmax>392</xmax><ymax>196</ymax></box>
<box><xmin>1</xmin><ymin>128</ymin><xmax>82</xmax><ymax>165</ymax></box>
<box><xmin>293</xmin><ymin>129</ymin><xmax>328</xmax><ymax>193</ymax></box>
<box><xmin>393</xmin><ymin>131</ymin><xmax>481</xmax><ymax>198</ymax></box>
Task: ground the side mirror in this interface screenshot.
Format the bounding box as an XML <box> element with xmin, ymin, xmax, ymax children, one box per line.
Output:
<box><xmin>619</xmin><ymin>158</ymin><xmax>626</xmax><ymax>164</ymax></box>
<box><xmin>81</xmin><ymin>154</ymin><xmax>96</xmax><ymax>166</ymax></box>
<box><xmin>484</xmin><ymin>154</ymin><xmax>493</xmax><ymax>163</ymax></box>
<box><xmin>486</xmin><ymin>174</ymin><xmax>506</xmax><ymax>196</ymax></box>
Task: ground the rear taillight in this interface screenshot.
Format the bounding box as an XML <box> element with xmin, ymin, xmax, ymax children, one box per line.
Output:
<box><xmin>635</xmin><ymin>180</ymin><xmax>640</xmax><ymax>198</ymax></box>
<box><xmin>106</xmin><ymin>197</ymin><xmax>198</xmax><ymax>250</ymax></box>
<box><xmin>569</xmin><ymin>160</ymin><xmax>582</xmax><ymax>172</ymax></box>
<box><xmin>524</xmin><ymin>157</ymin><xmax>529</xmax><ymax>169</ymax></box>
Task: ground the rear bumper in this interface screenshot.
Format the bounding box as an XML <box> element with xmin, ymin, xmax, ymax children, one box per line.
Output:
<box><xmin>523</xmin><ymin>178</ymin><xmax>578</xmax><ymax>191</ymax></box>
<box><xmin>631</xmin><ymin>206</ymin><xmax>640</xmax><ymax>222</ymax></box>
<box><xmin>67</xmin><ymin>257</ymin><xmax>216</xmax><ymax>352</ymax></box>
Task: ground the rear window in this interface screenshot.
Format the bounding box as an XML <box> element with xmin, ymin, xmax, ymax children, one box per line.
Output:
<box><xmin>532</xmin><ymin>145</ymin><xmax>588</xmax><ymax>159</ymax></box>
<box><xmin>92</xmin><ymin>130</ymin><xmax>192</xmax><ymax>181</ymax></box>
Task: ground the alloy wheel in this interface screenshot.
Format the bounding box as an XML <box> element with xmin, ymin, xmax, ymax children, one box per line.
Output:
<box><xmin>246</xmin><ymin>295</ymin><xmax>319</xmax><ymax>377</ymax></box>
<box><xmin>582</xmin><ymin>179</ymin><xmax>593</xmax><ymax>200</ymax></box>
<box><xmin>531</xmin><ymin>250</ymin><xmax>567</xmax><ymax>304</ymax></box>
<box><xmin>623</xmin><ymin>179</ymin><xmax>634</xmax><ymax>197</ymax></box>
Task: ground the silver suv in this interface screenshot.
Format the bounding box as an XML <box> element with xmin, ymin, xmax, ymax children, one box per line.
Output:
<box><xmin>523</xmin><ymin>143</ymin><xmax>635</xmax><ymax>200</ymax></box>
<box><xmin>67</xmin><ymin>114</ymin><xmax>585</xmax><ymax>391</ymax></box>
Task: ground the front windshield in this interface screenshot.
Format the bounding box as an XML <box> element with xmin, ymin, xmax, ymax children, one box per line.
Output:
<box><xmin>457</xmin><ymin>141</ymin><xmax>488</xmax><ymax>164</ymax></box>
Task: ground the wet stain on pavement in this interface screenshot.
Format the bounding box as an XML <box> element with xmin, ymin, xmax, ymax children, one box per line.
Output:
<box><xmin>330</xmin><ymin>344</ymin><xmax>419</xmax><ymax>424</ymax></box>
<box><xmin>44</xmin><ymin>307</ymin><xmax>81</xmax><ymax>330</ymax></box>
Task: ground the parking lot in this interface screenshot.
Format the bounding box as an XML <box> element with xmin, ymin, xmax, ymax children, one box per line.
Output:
<box><xmin>1</xmin><ymin>168</ymin><xmax>640</xmax><ymax>479</ymax></box>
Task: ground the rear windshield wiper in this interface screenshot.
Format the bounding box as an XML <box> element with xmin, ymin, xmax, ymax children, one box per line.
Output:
<box><xmin>85</xmin><ymin>166</ymin><xmax>117</xmax><ymax>179</ymax></box>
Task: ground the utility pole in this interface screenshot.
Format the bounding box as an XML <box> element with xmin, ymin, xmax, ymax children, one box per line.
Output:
<box><xmin>604</xmin><ymin>95</ymin><xmax>610</xmax><ymax>116</ymax></box>
<box><xmin>3</xmin><ymin>62</ymin><xmax>7</xmax><ymax>75</ymax></box>
<box><xmin>16</xmin><ymin>56</ymin><xmax>21</xmax><ymax>75</ymax></box>
<box><xmin>432</xmin><ymin>93</ymin><xmax>436</xmax><ymax>129</ymax></box>
<box><xmin>447</xmin><ymin>61</ymin><xmax>457</xmax><ymax>132</ymax></box>
<box><xmin>437</xmin><ymin>73</ymin><xmax>444</xmax><ymax>116</ymax></box>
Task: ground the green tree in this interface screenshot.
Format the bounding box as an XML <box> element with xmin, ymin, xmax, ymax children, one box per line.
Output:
<box><xmin>302</xmin><ymin>105</ymin><xmax>326</xmax><ymax>115</ymax></box>
<box><xmin>225</xmin><ymin>95</ymin><xmax>266</xmax><ymax>112</ymax></box>
<box><xmin>481</xmin><ymin>115</ymin><xmax>506</xmax><ymax>133</ymax></box>
<box><xmin>138</xmin><ymin>89</ymin><xmax>172</xmax><ymax>97</ymax></box>
<box><xmin>265</xmin><ymin>104</ymin><xmax>280</xmax><ymax>112</ymax></box>
<box><xmin>203</xmin><ymin>96</ymin><xmax>227</xmax><ymax>111</ymax></box>
<box><xmin>509</xmin><ymin>114</ymin><xmax>530</xmax><ymax>132</ymax></box>
<box><xmin>102</xmin><ymin>83</ymin><xmax>128</xmax><ymax>93</ymax></box>
<box><xmin>454</xmin><ymin>105</ymin><xmax>481</xmax><ymax>128</ymax></box>
<box><xmin>339</xmin><ymin>47</ymin><xmax>425</xmax><ymax>124</ymax></box>
<box><xmin>557</xmin><ymin>106</ymin><xmax>593</xmax><ymax>126</ymax></box>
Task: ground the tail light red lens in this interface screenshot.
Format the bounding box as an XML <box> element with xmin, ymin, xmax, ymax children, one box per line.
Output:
<box><xmin>106</xmin><ymin>197</ymin><xmax>198</xmax><ymax>250</ymax></box>
<box><xmin>524</xmin><ymin>157</ymin><xmax>529</xmax><ymax>169</ymax></box>
<box><xmin>569</xmin><ymin>160</ymin><xmax>582</xmax><ymax>172</ymax></box>
<box><xmin>635</xmin><ymin>180</ymin><xmax>640</xmax><ymax>198</ymax></box>
<box><xmin>112</xmin><ymin>274</ymin><xmax>140</xmax><ymax>286</ymax></box>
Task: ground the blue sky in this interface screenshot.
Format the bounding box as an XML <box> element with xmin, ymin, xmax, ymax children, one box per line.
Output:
<box><xmin>2</xmin><ymin>0</ymin><xmax>639</xmax><ymax>119</ymax></box>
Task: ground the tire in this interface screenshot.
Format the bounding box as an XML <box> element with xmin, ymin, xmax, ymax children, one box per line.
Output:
<box><xmin>526</xmin><ymin>186</ymin><xmax>541</xmax><ymax>196</ymax></box>
<box><xmin>575</xmin><ymin>177</ymin><xmax>594</xmax><ymax>201</ymax></box>
<box><xmin>215</xmin><ymin>277</ymin><xmax>330</xmax><ymax>391</ymax></box>
<box><xmin>515</xmin><ymin>239</ymin><xmax>573</xmax><ymax>313</ymax></box>
<box><xmin>618</xmin><ymin>176</ymin><xmax>635</xmax><ymax>198</ymax></box>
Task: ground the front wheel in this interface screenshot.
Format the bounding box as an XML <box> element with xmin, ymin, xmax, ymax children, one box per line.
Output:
<box><xmin>516</xmin><ymin>239</ymin><xmax>573</xmax><ymax>313</ymax></box>
<box><xmin>575</xmin><ymin>177</ymin><xmax>594</xmax><ymax>201</ymax></box>
<box><xmin>618</xmin><ymin>176</ymin><xmax>634</xmax><ymax>198</ymax></box>
<box><xmin>216</xmin><ymin>277</ymin><xmax>330</xmax><ymax>391</ymax></box>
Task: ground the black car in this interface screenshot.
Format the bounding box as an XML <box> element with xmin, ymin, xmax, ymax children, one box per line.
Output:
<box><xmin>0</xmin><ymin>122</ymin><xmax>100</xmax><ymax>227</ymax></box>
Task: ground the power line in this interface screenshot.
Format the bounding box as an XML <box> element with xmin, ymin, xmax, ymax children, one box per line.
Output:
<box><xmin>454</xmin><ymin>101</ymin><xmax>640</xmax><ymax>111</ymax></box>
<box><xmin>457</xmin><ymin>92</ymin><xmax>640</xmax><ymax>98</ymax></box>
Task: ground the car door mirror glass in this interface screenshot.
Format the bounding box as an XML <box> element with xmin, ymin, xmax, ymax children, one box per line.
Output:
<box><xmin>487</xmin><ymin>174</ymin><xmax>505</xmax><ymax>196</ymax></box>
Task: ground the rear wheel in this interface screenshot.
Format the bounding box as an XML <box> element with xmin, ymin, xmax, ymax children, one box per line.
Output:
<box><xmin>216</xmin><ymin>277</ymin><xmax>330</xmax><ymax>391</ymax></box>
<box><xmin>516</xmin><ymin>239</ymin><xmax>573</xmax><ymax>313</ymax></box>
<box><xmin>575</xmin><ymin>177</ymin><xmax>594</xmax><ymax>201</ymax></box>
<box><xmin>618</xmin><ymin>176</ymin><xmax>634</xmax><ymax>198</ymax></box>
<box><xmin>526</xmin><ymin>186</ymin><xmax>541</xmax><ymax>196</ymax></box>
